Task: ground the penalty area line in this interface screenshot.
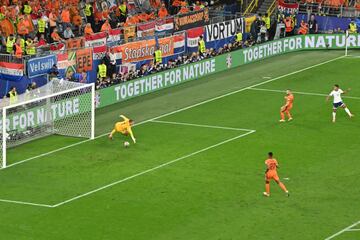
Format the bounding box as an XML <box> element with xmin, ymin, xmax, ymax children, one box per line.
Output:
<box><xmin>50</xmin><ymin>130</ymin><xmax>256</xmax><ymax>208</ymax></box>
<box><xmin>0</xmin><ymin>198</ymin><xmax>53</xmax><ymax>208</ymax></box>
<box><xmin>151</xmin><ymin>120</ymin><xmax>255</xmax><ymax>132</ymax></box>
<box><xmin>324</xmin><ymin>220</ymin><xmax>360</xmax><ymax>240</ymax></box>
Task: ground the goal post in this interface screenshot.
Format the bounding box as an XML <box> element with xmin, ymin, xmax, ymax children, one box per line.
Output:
<box><xmin>0</xmin><ymin>79</ymin><xmax>95</xmax><ymax>168</ymax></box>
<box><xmin>345</xmin><ymin>30</ymin><xmax>349</xmax><ymax>57</ymax></box>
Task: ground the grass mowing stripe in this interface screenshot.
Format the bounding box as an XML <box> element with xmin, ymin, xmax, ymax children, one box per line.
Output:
<box><xmin>2</xmin><ymin>55</ymin><xmax>344</xmax><ymax>171</ymax></box>
<box><xmin>51</xmin><ymin>130</ymin><xmax>256</xmax><ymax>208</ymax></box>
<box><xmin>325</xmin><ymin>221</ymin><xmax>360</xmax><ymax>240</ymax></box>
<box><xmin>249</xmin><ymin>87</ymin><xmax>360</xmax><ymax>100</ymax></box>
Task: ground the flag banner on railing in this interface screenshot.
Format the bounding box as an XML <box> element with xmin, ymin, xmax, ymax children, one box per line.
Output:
<box><xmin>186</xmin><ymin>27</ymin><xmax>204</xmax><ymax>48</ymax></box>
<box><xmin>76</xmin><ymin>48</ymin><xmax>93</xmax><ymax>72</ymax></box>
<box><xmin>174</xmin><ymin>32</ymin><xmax>186</xmax><ymax>53</ymax></box>
<box><xmin>111</xmin><ymin>45</ymin><xmax>122</xmax><ymax>61</ymax></box>
<box><xmin>107</xmin><ymin>28</ymin><xmax>122</xmax><ymax>43</ymax></box>
<box><xmin>137</xmin><ymin>21</ymin><xmax>156</xmax><ymax>38</ymax></box>
<box><xmin>57</xmin><ymin>51</ymin><xmax>76</xmax><ymax>77</ymax></box>
<box><xmin>27</xmin><ymin>55</ymin><xmax>57</xmax><ymax>78</ymax></box>
<box><xmin>66</xmin><ymin>37</ymin><xmax>85</xmax><ymax>50</ymax></box>
<box><xmin>205</xmin><ymin>18</ymin><xmax>245</xmax><ymax>42</ymax></box>
<box><xmin>278</xmin><ymin>0</ymin><xmax>299</xmax><ymax>15</ymax></box>
<box><xmin>121</xmin><ymin>36</ymin><xmax>174</xmax><ymax>63</ymax></box>
<box><xmin>155</xmin><ymin>17</ymin><xmax>174</xmax><ymax>34</ymax></box>
<box><xmin>0</xmin><ymin>61</ymin><xmax>24</xmax><ymax>80</ymax></box>
<box><xmin>93</xmin><ymin>45</ymin><xmax>107</xmax><ymax>60</ymax></box>
<box><xmin>174</xmin><ymin>9</ymin><xmax>209</xmax><ymax>31</ymax></box>
<box><xmin>49</xmin><ymin>43</ymin><xmax>65</xmax><ymax>53</ymax></box>
<box><xmin>85</xmin><ymin>32</ymin><xmax>107</xmax><ymax>47</ymax></box>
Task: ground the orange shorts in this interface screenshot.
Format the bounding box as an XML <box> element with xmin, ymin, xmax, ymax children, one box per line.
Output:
<box><xmin>266</xmin><ymin>171</ymin><xmax>279</xmax><ymax>182</ymax></box>
<box><xmin>285</xmin><ymin>104</ymin><xmax>293</xmax><ymax>111</ymax></box>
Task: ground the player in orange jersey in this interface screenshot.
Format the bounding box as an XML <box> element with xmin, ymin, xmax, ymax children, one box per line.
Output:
<box><xmin>280</xmin><ymin>89</ymin><xmax>294</xmax><ymax>122</ymax></box>
<box><xmin>263</xmin><ymin>152</ymin><xmax>289</xmax><ymax>197</ymax></box>
<box><xmin>109</xmin><ymin>115</ymin><xmax>136</xmax><ymax>143</ymax></box>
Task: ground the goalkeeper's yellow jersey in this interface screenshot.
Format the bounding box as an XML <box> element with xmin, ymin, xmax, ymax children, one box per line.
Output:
<box><xmin>115</xmin><ymin>116</ymin><xmax>134</xmax><ymax>137</ymax></box>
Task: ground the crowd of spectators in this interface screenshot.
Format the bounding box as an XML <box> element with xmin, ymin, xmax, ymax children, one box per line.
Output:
<box><xmin>0</xmin><ymin>0</ymin><xmax>209</xmax><ymax>56</ymax></box>
<box><xmin>93</xmin><ymin>31</ymin><xmax>255</xmax><ymax>90</ymax></box>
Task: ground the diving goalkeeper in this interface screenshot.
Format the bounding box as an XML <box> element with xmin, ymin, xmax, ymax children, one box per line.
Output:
<box><xmin>108</xmin><ymin>115</ymin><xmax>136</xmax><ymax>143</ymax></box>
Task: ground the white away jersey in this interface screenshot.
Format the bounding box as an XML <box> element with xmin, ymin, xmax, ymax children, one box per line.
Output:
<box><xmin>329</xmin><ymin>89</ymin><xmax>344</xmax><ymax>103</ymax></box>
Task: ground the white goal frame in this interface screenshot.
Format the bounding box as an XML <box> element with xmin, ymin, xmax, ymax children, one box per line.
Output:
<box><xmin>1</xmin><ymin>82</ymin><xmax>95</xmax><ymax>168</ymax></box>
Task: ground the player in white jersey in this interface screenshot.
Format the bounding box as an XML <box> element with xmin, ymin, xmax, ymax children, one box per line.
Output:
<box><xmin>326</xmin><ymin>84</ymin><xmax>354</xmax><ymax>122</ymax></box>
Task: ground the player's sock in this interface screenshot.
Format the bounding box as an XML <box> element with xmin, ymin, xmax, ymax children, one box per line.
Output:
<box><xmin>279</xmin><ymin>182</ymin><xmax>288</xmax><ymax>192</ymax></box>
<box><xmin>344</xmin><ymin>108</ymin><xmax>353</xmax><ymax>117</ymax></box>
<box><xmin>280</xmin><ymin>112</ymin><xmax>285</xmax><ymax>121</ymax></box>
<box><xmin>332</xmin><ymin>112</ymin><xmax>336</xmax><ymax>122</ymax></box>
<box><xmin>286</xmin><ymin>111</ymin><xmax>293</xmax><ymax>121</ymax></box>
<box><xmin>265</xmin><ymin>183</ymin><xmax>270</xmax><ymax>195</ymax></box>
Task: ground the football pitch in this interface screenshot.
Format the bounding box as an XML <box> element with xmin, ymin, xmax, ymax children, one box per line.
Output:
<box><xmin>1</xmin><ymin>50</ymin><xmax>360</xmax><ymax>240</ymax></box>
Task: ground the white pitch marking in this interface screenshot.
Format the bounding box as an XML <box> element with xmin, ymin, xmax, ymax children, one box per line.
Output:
<box><xmin>325</xmin><ymin>220</ymin><xmax>360</xmax><ymax>240</ymax></box>
<box><xmin>0</xmin><ymin>198</ymin><xmax>53</xmax><ymax>208</ymax></box>
<box><xmin>346</xmin><ymin>229</ymin><xmax>360</xmax><ymax>231</ymax></box>
<box><xmin>2</xmin><ymin>55</ymin><xmax>344</xmax><ymax>170</ymax></box>
<box><xmin>51</xmin><ymin>130</ymin><xmax>256</xmax><ymax>208</ymax></box>
<box><xmin>263</xmin><ymin>76</ymin><xmax>272</xmax><ymax>79</ymax></box>
<box><xmin>151</xmin><ymin>120</ymin><xmax>255</xmax><ymax>132</ymax></box>
<box><xmin>249</xmin><ymin>87</ymin><xmax>360</xmax><ymax>100</ymax></box>
<box><xmin>283</xmin><ymin>178</ymin><xmax>290</xmax><ymax>181</ymax></box>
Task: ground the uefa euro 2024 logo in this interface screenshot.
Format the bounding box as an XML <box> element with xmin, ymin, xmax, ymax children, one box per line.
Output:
<box><xmin>226</xmin><ymin>54</ymin><xmax>232</xmax><ymax>68</ymax></box>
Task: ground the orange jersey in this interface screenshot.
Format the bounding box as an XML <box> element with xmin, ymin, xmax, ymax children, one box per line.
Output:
<box><xmin>265</xmin><ymin>158</ymin><xmax>279</xmax><ymax>181</ymax></box>
<box><xmin>265</xmin><ymin>158</ymin><xmax>278</xmax><ymax>172</ymax></box>
<box><xmin>285</xmin><ymin>94</ymin><xmax>294</xmax><ymax>107</ymax></box>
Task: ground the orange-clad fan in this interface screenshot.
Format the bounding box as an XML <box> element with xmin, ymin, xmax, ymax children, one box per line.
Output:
<box><xmin>124</xmin><ymin>14</ymin><xmax>139</xmax><ymax>26</ymax></box>
<box><xmin>101</xmin><ymin>19</ymin><xmax>112</xmax><ymax>32</ymax></box>
<box><xmin>172</xmin><ymin>0</ymin><xmax>182</xmax><ymax>7</ymax></box>
<box><xmin>0</xmin><ymin>18</ymin><xmax>15</xmax><ymax>37</ymax></box>
<box><xmin>356</xmin><ymin>0</ymin><xmax>360</xmax><ymax>10</ymax></box>
<box><xmin>138</xmin><ymin>12</ymin><xmax>153</xmax><ymax>22</ymax></box>
<box><xmin>17</xmin><ymin>16</ymin><xmax>29</xmax><ymax>36</ymax></box>
<box><xmin>51</xmin><ymin>28</ymin><xmax>64</xmax><ymax>42</ymax></box>
<box><xmin>14</xmin><ymin>38</ymin><xmax>23</xmax><ymax>58</ymax></box>
<box><xmin>298</xmin><ymin>20</ymin><xmax>308</xmax><ymax>35</ymax></box>
<box><xmin>178</xmin><ymin>2</ymin><xmax>189</xmax><ymax>14</ymax></box>
<box><xmin>84</xmin><ymin>23</ymin><xmax>94</xmax><ymax>36</ymax></box>
<box><xmin>61</xmin><ymin>7</ymin><xmax>71</xmax><ymax>24</ymax></box>
<box><xmin>158</xmin><ymin>3</ymin><xmax>169</xmax><ymax>18</ymax></box>
<box><xmin>150</xmin><ymin>0</ymin><xmax>161</xmax><ymax>8</ymax></box>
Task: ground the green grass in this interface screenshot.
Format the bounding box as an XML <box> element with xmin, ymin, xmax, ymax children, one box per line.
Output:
<box><xmin>1</xmin><ymin>50</ymin><xmax>359</xmax><ymax>240</ymax></box>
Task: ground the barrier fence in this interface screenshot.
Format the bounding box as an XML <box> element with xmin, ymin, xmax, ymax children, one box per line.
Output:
<box><xmin>0</xmin><ymin>13</ymin><xmax>248</xmax><ymax>97</ymax></box>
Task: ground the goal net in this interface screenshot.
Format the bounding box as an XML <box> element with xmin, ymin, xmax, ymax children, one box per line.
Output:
<box><xmin>0</xmin><ymin>79</ymin><xmax>95</xmax><ymax>168</ymax></box>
